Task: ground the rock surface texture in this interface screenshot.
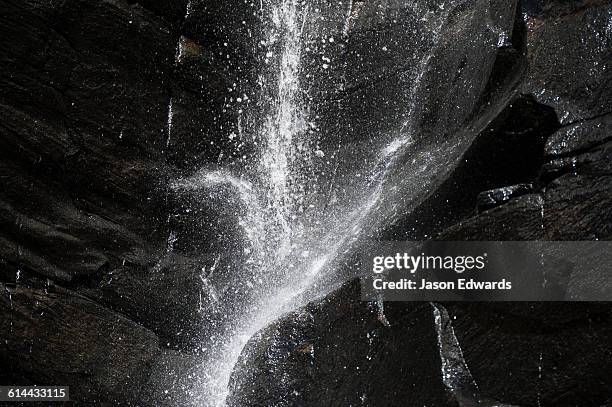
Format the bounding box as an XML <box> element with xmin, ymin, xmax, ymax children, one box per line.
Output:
<box><xmin>0</xmin><ymin>0</ymin><xmax>610</xmax><ymax>406</ymax></box>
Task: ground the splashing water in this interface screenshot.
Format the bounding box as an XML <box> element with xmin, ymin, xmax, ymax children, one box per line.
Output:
<box><xmin>258</xmin><ymin>0</ymin><xmax>310</xmax><ymax>261</ymax></box>
<box><xmin>172</xmin><ymin>170</ymin><xmax>267</xmax><ymax>260</ymax></box>
<box><xmin>169</xmin><ymin>1</ymin><xmax>498</xmax><ymax>406</ymax></box>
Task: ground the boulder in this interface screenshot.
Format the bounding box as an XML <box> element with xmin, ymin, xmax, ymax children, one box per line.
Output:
<box><xmin>228</xmin><ymin>281</ymin><xmax>456</xmax><ymax>407</ymax></box>
<box><xmin>444</xmin><ymin>302</ymin><xmax>612</xmax><ymax>406</ymax></box>
<box><xmin>522</xmin><ymin>0</ymin><xmax>612</xmax><ymax>124</ymax></box>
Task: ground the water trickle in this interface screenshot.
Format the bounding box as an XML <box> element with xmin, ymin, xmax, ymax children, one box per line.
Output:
<box><xmin>537</xmin><ymin>351</ymin><xmax>543</xmax><ymax>407</ymax></box>
<box><xmin>432</xmin><ymin>303</ymin><xmax>479</xmax><ymax>397</ymax></box>
<box><xmin>537</xmin><ymin>193</ymin><xmax>546</xmax><ymax>233</ymax></box>
<box><xmin>342</xmin><ymin>0</ymin><xmax>357</xmax><ymax>39</ymax></box>
<box><xmin>185</xmin><ymin>0</ymin><xmax>193</xmax><ymax>19</ymax></box>
<box><xmin>375</xmin><ymin>297</ymin><xmax>390</xmax><ymax>327</ymax></box>
<box><xmin>199</xmin><ymin>258</ymin><xmax>220</xmax><ymax>313</ymax></box>
<box><xmin>167</xmin><ymin>98</ymin><xmax>174</xmax><ymax>147</ymax></box>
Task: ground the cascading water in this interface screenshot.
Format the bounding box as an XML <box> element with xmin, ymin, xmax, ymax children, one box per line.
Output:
<box><xmin>169</xmin><ymin>0</ymin><xmax>506</xmax><ymax>405</ymax></box>
<box><xmin>177</xmin><ymin>1</ymin><xmax>317</xmax><ymax>404</ymax></box>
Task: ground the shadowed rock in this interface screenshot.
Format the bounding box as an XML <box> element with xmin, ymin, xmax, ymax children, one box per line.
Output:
<box><xmin>0</xmin><ymin>283</ymin><xmax>159</xmax><ymax>405</ymax></box>
<box><xmin>522</xmin><ymin>0</ymin><xmax>612</xmax><ymax>124</ymax></box>
<box><xmin>228</xmin><ymin>281</ymin><xmax>456</xmax><ymax>407</ymax></box>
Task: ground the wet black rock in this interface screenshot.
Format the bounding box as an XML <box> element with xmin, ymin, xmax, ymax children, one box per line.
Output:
<box><xmin>440</xmin><ymin>193</ymin><xmax>548</xmax><ymax>240</ymax></box>
<box><xmin>142</xmin><ymin>349</ymin><xmax>203</xmax><ymax>407</ymax></box>
<box><xmin>443</xmin><ymin>302</ymin><xmax>612</xmax><ymax>406</ymax></box>
<box><xmin>476</xmin><ymin>183</ymin><xmax>534</xmax><ymax>212</ymax></box>
<box><xmin>228</xmin><ymin>281</ymin><xmax>455</xmax><ymax>407</ymax></box>
<box><xmin>0</xmin><ymin>283</ymin><xmax>159</xmax><ymax>405</ymax></box>
<box><xmin>382</xmin><ymin>93</ymin><xmax>559</xmax><ymax>240</ymax></box>
<box><xmin>543</xmin><ymin>174</ymin><xmax>612</xmax><ymax>240</ymax></box>
<box><xmin>0</xmin><ymin>0</ymin><xmax>212</xmax><ymax>401</ymax></box>
<box><xmin>92</xmin><ymin>253</ymin><xmax>217</xmax><ymax>350</ymax></box>
<box><xmin>445</xmin><ymin>107</ymin><xmax>612</xmax><ymax>240</ymax></box>
<box><xmin>540</xmin><ymin>113</ymin><xmax>612</xmax><ymax>183</ymax></box>
<box><xmin>0</xmin><ymin>281</ymin><xmax>204</xmax><ymax>406</ymax></box>
<box><xmin>544</xmin><ymin>113</ymin><xmax>612</xmax><ymax>158</ymax></box>
<box><xmin>230</xmin><ymin>280</ymin><xmax>612</xmax><ymax>407</ymax></box>
<box><xmin>441</xmin><ymin>150</ymin><xmax>612</xmax><ymax>242</ymax></box>
<box><xmin>305</xmin><ymin>0</ymin><xmax>519</xmax><ymax>208</ymax></box>
<box><xmin>522</xmin><ymin>0</ymin><xmax>612</xmax><ymax>124</ymax></box>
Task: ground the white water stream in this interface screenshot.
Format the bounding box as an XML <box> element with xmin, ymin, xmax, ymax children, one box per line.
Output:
<box><xmin>169</xmin><ymin>0</ymin><xmax>497</xmax><ymax>405</ymax></box>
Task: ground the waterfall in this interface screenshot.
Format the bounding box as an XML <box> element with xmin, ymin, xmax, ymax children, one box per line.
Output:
<box><xmin>183</xmin><ymin>1</ymin><xmax>314</xmax><ymax>404</ymax></box>
<box><xmin>169</xmin><ymin>1</ymin><xmax>494</xmax><ymax>405</ymax></box>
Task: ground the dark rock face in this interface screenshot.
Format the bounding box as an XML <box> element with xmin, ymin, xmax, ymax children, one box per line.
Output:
<box><xmin>443</xmin><ymin>302</ymin><xmax>612</xmax><ymax>406</ymax></box>
<box><xmin>430</xmin><ymin>62</ymin><xmax>612</xmax><ymax>407</ymax></box>
<box><xmin>0</xmin><ymin>281</ymin><xmax>203</xmax><ymax>406</ymax></box>
<box><xmin>441</xmin><ymin>193</ymin><xmax>547</xmax><ymax>240</ymax></box>
<box><xmin>312</xmin><ymin>0</ymin><xmax>517</xmax><ymax>205</ymax></box>
<box><xmin>0</xmin><ymin>0</ymin><xmax>262</xmax><ymax>363</ymax></box>
<box><xmin>0</xmin><ymin>0</ymin><xmax>205</xmax><ymax>403</ymax></box>
<box><xmin>228</xmin><ymin>281</ymin><xmax>455</xmax><ymax>407</ymax></box>
<box><xmin>0</xmin><ymin>0</ymin><xmax>180</xmax><ymax>306</ymax></box>
<box><xmin>0</xmin><ymin>283</ymin><xmax>159</xmax><ymax>404</ymax></box>
<box><xmin>443</xmin><ymin>112</ymin><xmax>612</xmax><ymax>241</ymax></box>
<box><xmin>231</xmin><ymin>283</ymin><xmax>612</xmax><ymax>406</ymax></box>
<box><xmin>382</xmin><ymin>95</ymin><xmax>560</xmax><ymax>240</ymax></box>
<box><xmin>544</xmin><ymin>112</ymin><xmax>612</xmax><ymax>157</ymax></box>
<box><xmin>522</xmin><ymin>0</ymin><xmax>612</xmax><ymax>124</ymax></box>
